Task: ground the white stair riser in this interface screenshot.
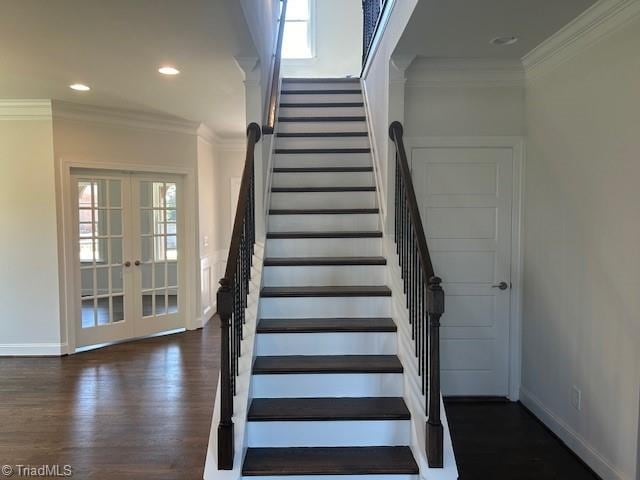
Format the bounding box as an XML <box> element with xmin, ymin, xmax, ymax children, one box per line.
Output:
<box><xmin>272</xmin><ymin>171</ymin><xmax>374</xmax><ymax>187</ymax></box>
<box><xmin>270</xmin><ymin>191</ymin><xmax>377</xmax><ymax>209</ymax></box>
<box><xmin>244</xmin><ymin>475</ymin><xmax>417</xmax><ymax>480</ymax></box>
<box><xmin>269</xmin><ymin>214</ymin><xmax>379</xmax><ymax>232</ymax></box>
<box><xmin>279</xmin><ymin>106</ymin><xmax>365</xmax><ymax>117</ymax></box>
<box><xmin>251</xmin><ymin>373</ymin><xmax>403</xmax><ymax>397</ymax></box>
<box><xmin>263</xmin><ymin>265</ymin><xmax>386</xmax><ymax>287</ymax></box>
<box><xmin>280</xmin><ymin>93</ymin><xmax>363</xmax><ymax>104</ymax></box>
<box><xmin>260</xmin><ymin>296</ymin><xmax>391</xmax><ymax>318</ymax></box>
<box><xmin>278</xmin><ymin>121</ymin><xmax>368</xmax><ymax>134</ymax></box>
<box><xmin>276</xmin><ymin>136</ymin><xmax>370</xmax><ymax>149</ymax></box>
<box><xmin>282</xmin><ymin>82</ymin><xmax>361</xmax><ymax>91</ymax></box>
<box><xmin>247</xmin><ymin>420</ymin><xmax>410</xmax><ymax>447</ymax></box>
<box><xmin>255</xmin><ymin>332</ymin><xmax>396</xmax><ymax>356</ymax></box>
<box><xmin>274</xmin><ymin>153</ymin><xmax>372</xmax><ymax>168</ymax></box>
<box><xmin>266</xmin><ymin>238</ymin><xmax>382</xmax><ymax>257</ymax></box>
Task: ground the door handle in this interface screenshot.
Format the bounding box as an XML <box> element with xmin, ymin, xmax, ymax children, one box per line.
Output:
<box><xmin>492</xmin><ymin>281</ymin><xmax>509</xmax><ymax>290</ymax></box>
<box><xmin>134</xmin><ymin>260</ymin><xmax>141</xmax><ymax>266</ymax></box>
<box><xmin>124</xmin><ymin>261</ymin><xmax>131</xmax><ymax>267</ymax></box>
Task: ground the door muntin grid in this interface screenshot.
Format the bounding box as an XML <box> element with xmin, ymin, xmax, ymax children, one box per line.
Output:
<box><xmin>139</xmin><ymin>181</ymin><xmax>179</xmax><ymax>318</ymax></box>
<box><xmin>77</xmin><ymin>178</ymin><xmax>126</xmax><ymax>328</ymax></box>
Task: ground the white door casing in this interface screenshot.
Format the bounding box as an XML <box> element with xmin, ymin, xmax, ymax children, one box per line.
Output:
<box><xmin>72</xmin><ymin>171</ymin><xmax>185</xmax><ymax>348</ymax></box>
<box><xmin>410</xmin><ymin>139</ymin><xmax>521</xmax><ymax>397</ymax></box>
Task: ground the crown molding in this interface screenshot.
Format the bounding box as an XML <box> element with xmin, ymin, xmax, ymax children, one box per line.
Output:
<box><xmin>197</xmin><ymin>123</ymin><xmax>246</xmax><ymax>150</ymax></box>
<box><xmin>0</xmin><ymin>100</ymin><xmax>52</xmax><ymax>120</ymax></box>
<box><xmin>406</xmin><ymin>58</ymin><xmax>524</xmax><ymax>88</ymax></box>
<box><xmin>52</xmin><ymin>100</ymin><xmax>200</xmax><ymax>135</ymax></box>
<box><xmin>523</xmin><ymin>0</ymin><xmax>640</xmax><ymax>80</ymax></box>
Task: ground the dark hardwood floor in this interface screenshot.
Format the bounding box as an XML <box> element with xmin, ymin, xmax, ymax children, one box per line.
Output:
<box><xmin>0</xmin><ymin>326</ymin><xmax>603</xmax><ymax>480</ymax></box>
<box><xmin>0</xmin><ymin>323</ymin><xmax>219</xmax><ymax>480</ymax></box>
<box><xmin>444</xmin><ymin>399</ymin><xmax>601</xmax><ymax>480</ymax></box>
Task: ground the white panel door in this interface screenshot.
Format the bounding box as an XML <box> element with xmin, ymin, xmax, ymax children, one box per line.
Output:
<box><xmin>412</xmin><ymin>146</ymin><xmax>513</xmax><ymax>396</ymax></box>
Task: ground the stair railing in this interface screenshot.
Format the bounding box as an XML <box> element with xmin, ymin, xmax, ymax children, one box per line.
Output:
<box><xmin>389</xmin><ymin>121</ymin><xmax>444</xmax><ymax>468</ymax></box>
<box><xmin>263</xmin><ymin>0</ymin><xmax>288</xmax><ymax>135</ymax></box>
<box><xmin>217</xmin><ymin>122</ymin><xmax>261</xmax><ymax>469</ymax></box>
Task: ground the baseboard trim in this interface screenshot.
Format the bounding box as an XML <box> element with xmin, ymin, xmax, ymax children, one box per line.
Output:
<box><xmin>0</xmin><ymin>343</ymin><xmax>68</xmax><ymax>356</ymax></box>
<box><xmin>520</xmin><ymin>387</ymin><xmax>624</xmax><ymax>480</ymax></box>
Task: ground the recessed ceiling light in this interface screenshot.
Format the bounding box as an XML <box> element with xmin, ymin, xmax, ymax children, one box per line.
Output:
<box><xmin>69</xmin><ymin>83</ymin><xmax>91</xmax><ymax>91</ymax></box>
<box><xmin>490</xmin><ymin>36</ymin><xmax>519</xmax><ymax>46</ymax></box>
<box><xmin>158</xmin><ymin>66</ymin><xmax>180</xmax><ymax>75</ymax></box>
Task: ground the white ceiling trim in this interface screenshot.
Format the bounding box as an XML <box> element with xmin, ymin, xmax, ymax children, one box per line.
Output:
<box><xmin>0</xmin><ymin>99</ymin><xmax>52</xmax><ymax>120</ymax></box>
<box><xmin>197</xmin><ymin>123</ymin><xmax>246</xmax><ymax>150</ymax></box>
<box><xmin>52</xmin><ymin>100</ymin><xmax>200</xmax><ymax>135</ymax></box>
<box><xmin>523</xmin><ymin>0</ymin><xmax>640</xmax><ymax>80</ymax></box>
<box><xmin>406</xmin><ymin>58</ymin><xmax>525</xmax><ymax>88</ymax></box>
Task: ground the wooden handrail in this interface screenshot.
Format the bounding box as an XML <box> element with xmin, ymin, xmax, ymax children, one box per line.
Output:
<box><xmin>389</xmin><ymin>121</ymin><xmax>434</xmax><ymax>278</ymax></box>
<box><xmin>263</xmin><ymin>0</ymin><xmax>288</xmax><ymax>135</ymax></box>
<box><xmin>217</xmin><ymin>122</ymin><xmax>261</xmax><ymax>470</ymax></box>
<box><xmin>389</xmin><ymin>120</ymin><xmax>444</xmax><ymax>468</ymax></box>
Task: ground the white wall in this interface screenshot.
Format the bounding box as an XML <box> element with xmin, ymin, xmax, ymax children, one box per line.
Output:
<box><xmin>241</xmin><ymin>0</ymin><xmax>280</xmax><ymax>100</ymax></box>
<box><xmin>197</xmin><ymin>134</ymin><xmax>219</xmax><ymax>319</ymax></box>
<box><xmin>521</xmin><ymin>13</ymin><xmax>640</xmax><ymax>480</ymax></box>
<box><xmin>282</xmin><ymin>0</ymin><xmax>362</xmax><ymax>78</ymax></box>
<box><xmin>0</xmin><ymin>101</ymin><xmax>63</xmax><ymax>354</ymax></box>
<box><xmin>404</xmin><ymin>60</ymin><xmax>525</xmax><ymax>138</ymax></box>
<box><xmin>51</xmin><ymin>103</ymin><xmax>203</xmax><ymax>349</ymax></box>
<box><xmin>361</xmin><ymin>0</ymin><xmax>418</xmax><ymax>233</ymax></box>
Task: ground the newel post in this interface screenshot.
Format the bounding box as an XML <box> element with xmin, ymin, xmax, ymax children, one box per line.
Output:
<box><xmin>217</xmin><ymin>280</ymin><xmax>234</xmax><ymax>470</ymax></box>
<box><xmin>426</xmin><ymin>276</ymin><xmax>444</xmax><ymax>468</ymax></box>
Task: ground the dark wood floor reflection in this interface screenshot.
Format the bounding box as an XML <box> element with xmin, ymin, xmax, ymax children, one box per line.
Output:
<box><xmin>0</xmin><ymin>322</ymin><xmax>219</xmax><ymax>480</ymax></box>
<box><xmin>444</xmin><ymin>399</ymin><xmax>601</xmax><ymax>480</ymax></box>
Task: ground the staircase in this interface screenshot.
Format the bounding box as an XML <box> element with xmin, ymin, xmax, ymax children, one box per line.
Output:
<box><xmin>240</xmin><ymin>78</ymin><xmax>419</xmax><ymax>479</ymax></box>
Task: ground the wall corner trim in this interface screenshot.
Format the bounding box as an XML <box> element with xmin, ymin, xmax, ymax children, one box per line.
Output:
<box><xmin>0</xmin><ymin>99</ymin><xmax>52</xmax><ymax>120</ymax></box>
<box><xmin>522</xmin><ymin>0</ymin><xmax>640</xmax><ymax>80</ymax></box>
<box><xmin>520</xmin><ymin>387</ymin><xmax>625</xmax><ymax>480</ymax></box>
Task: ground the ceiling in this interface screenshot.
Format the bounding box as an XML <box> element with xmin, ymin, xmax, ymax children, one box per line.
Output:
<box><xmin>395</xmin><ymin>0</ymin><xmax>597</xmax><ymax>59</ymax></box>
<box><xmin>0</xmin><ymin>0</ymin><xmax>256</xmax><ymax>137</ymax></box>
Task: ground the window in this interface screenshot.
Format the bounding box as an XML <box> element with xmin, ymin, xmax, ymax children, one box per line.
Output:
<box><xmin>282</xmin><ymin>0</ymin><xmax>314</xmax><ymax>59</ymax></box>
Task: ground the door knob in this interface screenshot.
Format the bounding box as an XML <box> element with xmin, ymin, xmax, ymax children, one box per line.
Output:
<box><xmin>124</xmin><ymin>261</ymin><xmax>131</xmax><ymax>267</ymax></box>
<box><xmin>134</xmin><ymin>260</ymin><xmax>141</xmax><ymax>266</ymax></box>
<box><xmin>492</xmin><ymin>281</ymin><xmax>509</xmax><ymax>290</ymax></box>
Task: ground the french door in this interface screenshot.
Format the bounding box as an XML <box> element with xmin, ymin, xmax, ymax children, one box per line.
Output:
<box><xmin>73</xmin><ymin>171</ymin><xmax>184</xmax><ymax>348</ymax></box>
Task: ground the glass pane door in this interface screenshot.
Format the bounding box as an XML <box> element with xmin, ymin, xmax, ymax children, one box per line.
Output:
<box><xmin>75</xmin><ymin>175</ymin><xmax>134</xmax><ymax>346</ymax></box>
<box><xmin>134</xmin><ymin>178</ymin><xmax>182</xmax><ymax>336</ymax></box>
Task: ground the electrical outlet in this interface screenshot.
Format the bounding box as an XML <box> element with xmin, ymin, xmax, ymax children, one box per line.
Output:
<box><xmin>571</xmin><ymin>386</ymin><xmax>582</xmax><ymax>411</ymax></box>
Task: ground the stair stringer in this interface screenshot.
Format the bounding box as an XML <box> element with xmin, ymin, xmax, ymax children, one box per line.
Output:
<box><xmin>383</xmin><ymin>235</ymin><xmax>459</xmax><ymax>480</ymax></box>
<box><xmin>204</xmin><ymin>241</ymin><xmax>266</xmax><ymax>480</ymax></box>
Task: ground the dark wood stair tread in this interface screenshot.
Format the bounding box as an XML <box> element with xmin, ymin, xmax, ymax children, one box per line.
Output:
<box><xmin>269</xmin><ymin>208</ymin><xmax>379</xmax><ymax>215</ymax></box>
<box><xmin>275</xmin><ymin>148</ymin><xmax>370</xmax><ymax>154</ymax></box>
<box><xmin>242</xmin><ymin>446</ymin><xmax>418</xmax><ymax>476</ymax></box>
<box><xmin>283</xmin><ymin>78</ymin><xmax>360</xmax><ymax>83</ymax></box>
<box><xmin>248</xmin><ymin>397</ymin><xmax>410</xmax><ymax>421</ymax></box>
<box><xmin>260</xmin><ymin>285</ymin><xmax>391</xmax><ymax>297</ymax></box>
<box><xmin>277</xmin><ymin>131</ymin><xmax>368</xmax><ymax>137</ymax></box>
<box><xmin>273</xmin><ymin>166</ymin><xmax>372</xmax><ymax>173</ymax></box>
<box><xmin>272</xmin><ymin>186</ymin><xmax>375</xmax><ymax>192</ymax></box>
<box><xmin>278</xmin><ymin>116</ymin><xmax>365</xmax><ymax>122</ymax></box>
<box><xmin>280</xmin><ymin>102</ymin><xmax>364</xmax><ymax>108</ymax></box>
<box><xmin>281</xmin><ymin>90</ymin><xmax>362</xmax><ymax>95</ymax></box>
<box><xmin>264</xmin><ymin>256</ymin><xmax>386</xmax><ymax>266</ymax></box>
<box><xmin>257</xmin><ymin>317</ymin><xmax>396</xmax><ymax>333</ymax></box>
<box><xmin>252</xmin><ymin>355</ymin><xmax>403</xmax><ymax>374</ymax></box>
<box><xmin>266</xmin><ymin>230</ymin><xmax>382</xmax><ymax>239</ymax></box>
